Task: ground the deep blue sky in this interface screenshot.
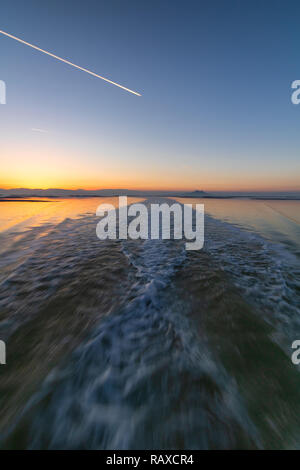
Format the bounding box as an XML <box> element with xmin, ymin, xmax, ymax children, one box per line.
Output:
<box><xmin>1</xmin><ymin>0</ymin><xmax>299</xmax><ymax>190</ymax></box>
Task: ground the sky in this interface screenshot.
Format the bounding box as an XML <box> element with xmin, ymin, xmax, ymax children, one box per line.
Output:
<box><xmin>0</xmin><ymin>0</ymin><xmax>299</xmax><ymax>192</ymax></box>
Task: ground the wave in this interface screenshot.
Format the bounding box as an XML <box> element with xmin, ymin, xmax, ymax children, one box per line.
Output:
<box><xmin>0</xmin><ymin>199</ymin><xmax>300</xmax><ymax>449</ymax></box>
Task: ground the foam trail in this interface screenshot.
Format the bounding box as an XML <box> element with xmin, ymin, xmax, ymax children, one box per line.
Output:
<box><xmin>0</xmin><ymin>30</ymin><xmax>141</xmax><ymax>96</ymax></box>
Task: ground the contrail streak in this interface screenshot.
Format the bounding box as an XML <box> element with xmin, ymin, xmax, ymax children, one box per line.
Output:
<box><xmin>0</xmin><ymin>29</ymin><xmax>141</xmax><ymax>96</ymax></box>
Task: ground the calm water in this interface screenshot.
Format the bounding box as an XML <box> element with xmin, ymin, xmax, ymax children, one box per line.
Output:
<box><xmin>0</xmin><ymin>197</ymin><xmax>299</xmax><ymax>449</ymax></box>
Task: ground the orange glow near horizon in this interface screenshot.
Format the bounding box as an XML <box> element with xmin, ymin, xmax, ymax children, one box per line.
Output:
<box><xmin>2</xmin><ymin>145</ymin><xmax>299</xmax><ymax>193</ymax></box>
<box><xmin>1</xmin><ymin>167</ymin><xmax>299</xmax><ymax>193</ymax></box>
<box><xmin>1</xmin><ymin>177</ymin><xmax>299</xmax><ymax>193</ymax></box>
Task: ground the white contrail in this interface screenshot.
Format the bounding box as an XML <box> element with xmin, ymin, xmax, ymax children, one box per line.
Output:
<box><xmin>31</xmin><ymin>128</ymin><xmax>48</xmax><ymax>133</ymax></box>
<box><xmin>0</xmin><ymin>29</ymin><xmax>141</xmax><ymax>96</ymax></box>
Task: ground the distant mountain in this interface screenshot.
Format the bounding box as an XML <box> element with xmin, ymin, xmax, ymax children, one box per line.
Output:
<box><xmin>1</xmin><ymin>188</ymin><xmax>299</xmax><ymax>200</ymax></box>
<box><xmin>0</xmin><ymin>188</ymin><xmax>209</xmax><ymax>198</ymax></box>
<box><xmin>181</xmin><ymin>190</ymin><xmax>207</xmax><ymax>197</ymax></box>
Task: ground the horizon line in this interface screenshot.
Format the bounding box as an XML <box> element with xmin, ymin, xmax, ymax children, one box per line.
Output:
<box><xmin>1</xmin><ymin>187</ymin><xmax>300</xmax><ymax>193</ymax></box>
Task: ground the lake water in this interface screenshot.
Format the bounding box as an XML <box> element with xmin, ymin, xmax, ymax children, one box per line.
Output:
<box><xmin>0</xmin><ymin>197</ymin><xmax>299</xmax><ymax>449</ymax></box>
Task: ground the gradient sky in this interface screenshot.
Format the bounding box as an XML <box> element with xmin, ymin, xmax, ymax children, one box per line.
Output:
<box><xmin>0</xmin><ymin>0</ymin><xmax>299</xmax><ymax>191</ymax></box>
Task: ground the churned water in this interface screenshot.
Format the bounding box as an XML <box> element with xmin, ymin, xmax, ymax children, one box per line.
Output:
<box><xmin>0</xmin><ymin>197</ymin><xmax>299</xmax><ymax>449</ymax></box>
